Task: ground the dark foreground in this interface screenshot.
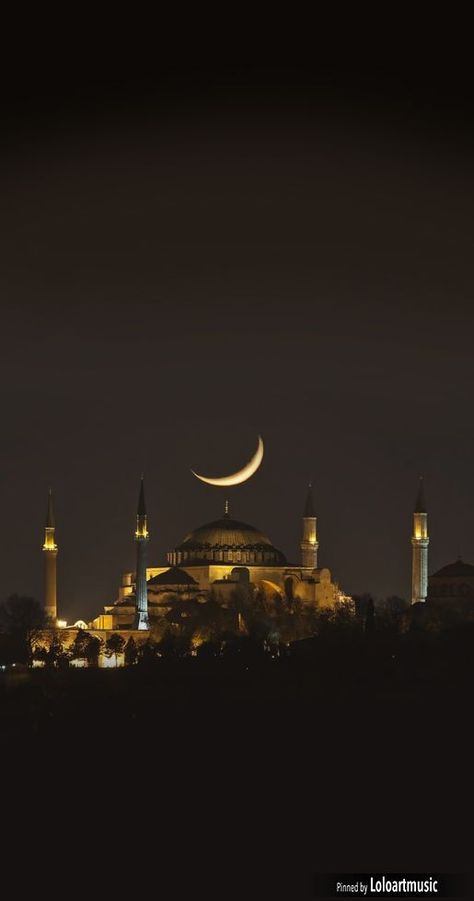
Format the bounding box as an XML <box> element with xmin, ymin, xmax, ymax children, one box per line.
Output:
<box><xmin>2</xmin><ymin>637</ymin><xmax>472</xmax><ymax>898</ymax></box>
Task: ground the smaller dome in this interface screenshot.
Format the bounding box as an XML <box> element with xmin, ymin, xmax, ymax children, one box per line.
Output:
<box><xmin>431</xmin><ymin>559</ymin><xmax>474</xmax><ymax>578</ymax></box>
<box><xmin>148</xmin><ymin>566</ymin><xmax>198</xmax><ymax>586</ymax></box>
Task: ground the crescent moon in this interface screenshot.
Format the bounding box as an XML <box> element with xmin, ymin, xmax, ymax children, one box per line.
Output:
<box><xmin>191</xmin><ymin>435</ymin><xmax>264</xmax><ymax>487</ymax></box>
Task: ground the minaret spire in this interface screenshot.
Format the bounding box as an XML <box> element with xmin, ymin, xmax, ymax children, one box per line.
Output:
<box><xmin>304</xmin><ymin>481</ymin><xmax>315</xmax><ymax>517</ymax></box>
<box><xmin>42</xmin><ymin>488</ymin><xmax>58</xmax><ymax>622</ymax></box>
<box><xmin>301</xmin><ymin>482</ymin><xmax>318</xmax><ymax>569</ymax></box>
<box><xmin>135</xmin><ymin>475</ymin><xmax>149</xmax><ymax>630</ymax></box>
<box><xmin>411</xmin><ymin>477</ymin><xmax>429</xmax><ymax>604</ymax></box>
<box><xmin>414</xmin><ymin>476</ymin><xmax>426</xmax><ymax>513</ymax></box>
<box><xmin>137</xmin><ymin>473</ymin><xmax>146</xmax><ymax>517</ymax></box>
<box><xmin>46</xmin><ymin>487</ymin><xmax>55</xmax><ymax>528</ymax></box>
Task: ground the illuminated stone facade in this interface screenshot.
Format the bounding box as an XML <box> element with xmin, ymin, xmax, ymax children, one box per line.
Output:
<box><xmin>33</xmin><ymin>626</ymin><xmax>150</xmax><ymax>667</ymax></box>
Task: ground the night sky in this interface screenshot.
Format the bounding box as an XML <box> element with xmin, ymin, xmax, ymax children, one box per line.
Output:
<box><xmin>2</xmin><ymin>33</ymin><xmax>474</xmax><ymax>622</ymax></box>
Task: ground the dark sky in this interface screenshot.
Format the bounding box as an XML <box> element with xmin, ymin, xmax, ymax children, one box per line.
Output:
<box><xmin>2</xmin><ymin>32</ymin><xmax>474</xmax><ymax>622</ymax></box>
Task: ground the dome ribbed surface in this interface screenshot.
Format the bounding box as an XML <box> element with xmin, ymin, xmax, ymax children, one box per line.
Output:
<box><xmin>171</xmin><ymin>515</ymin><xmax>286</xmax><ymax>564</ymax></box>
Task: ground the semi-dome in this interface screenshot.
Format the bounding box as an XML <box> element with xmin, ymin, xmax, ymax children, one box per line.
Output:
<box><xmin>167</xmin><ymin>513</ymin><xmax>287</xmax><ymax>566</ymax></box>
<box><xmin>148</xmin><ymin>566</ymin><xmax>198</xmax><ymax>586</ymax></box>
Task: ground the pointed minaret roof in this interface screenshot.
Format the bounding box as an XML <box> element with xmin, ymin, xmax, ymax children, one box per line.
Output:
<box><xmin>137</xmin><ymin>475</ymin><xmax>146</xmax><ymax>516</ymax></box>
<box><xmin>304</xmin><ymin>482</ymin><xmax>315</xmax><ymax>518</ymax></box>
<box><xmin>414</xmin><ymin>476</ymin><xmax>427</xmax><ymax>513</ymax></box>
<box><xmin>46</xmin><ymin>488</ymin><xmax>55</xmax><ymax>528</ymax></box>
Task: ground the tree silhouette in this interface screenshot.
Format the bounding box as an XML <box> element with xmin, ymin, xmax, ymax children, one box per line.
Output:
<box><xmin>0</xmin><ymin>595</ymin><xmax>47</xmax><ymax>664</ymax></box>
<box><xmin>157</xmin><ymin>628</ymin><xmax>190</xmax><ymax>658</ymax></box>
<box><xmin>137</xmin><ymin>639</ymin><xmax>158</xmax><ymax>665</ymax></box>
<box><xmin>365</xmin><ymin>596</ymin><xmax>375</xmax><ymax>634</ymax></box>
<box><xmin>84</xmin><ymin>634</ymin><xmax>102</xmax><ymax>667</ymax></box>
<box><xmin>352</xmin><ymin>593</ymin><xmax>376</xmax><ymax>620</ymax></box>
<box><xmin>32</xmin><ymin>645</ymin><xmax>48</xmax><ymax>665</ymax></box>
<box><xmin>105</xmin><ymin>633</ymin><xmax>125</xmax><ymax>666</ymax></box>
<box><xmin>69</xmin><ymin>629</ymin><xmax>102</xmax><ymax>666</ymax></box>
<box><xmin>46</xmin><ymin>634</ymin><xmax>66</xmax><ymax>667</ymax></box>
<box><xmin>124</xmin><ymin>636</ymin><xmax>138</xmax><ymax>666</ymax></box>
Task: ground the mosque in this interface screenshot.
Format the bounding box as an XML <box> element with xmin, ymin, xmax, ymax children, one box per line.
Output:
<box><xmin>38</xmin><ymin>474</ymin><xmax>474</xmax><ymax>663</ymax></box>
<box><xmin>43</xmin><ymin>479</ymin><xmax>347</xmax><ymax>646</ymax></box>
<box><xmin>90</xmin><ymin>480</ymin><xmax>346</xmax><ymax>632</ymax></box>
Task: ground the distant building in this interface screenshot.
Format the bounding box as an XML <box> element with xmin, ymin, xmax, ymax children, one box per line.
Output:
<box><xmin>428</xmin><ymin>559</ymin><xmax>474</xmax><ymax>620</ymax></box>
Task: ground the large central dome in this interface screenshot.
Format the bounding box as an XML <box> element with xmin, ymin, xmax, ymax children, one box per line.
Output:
<box><xmin>167</xmin><ymin>513</ymin><xmax>286</xmax><ymax>566</ymax></box>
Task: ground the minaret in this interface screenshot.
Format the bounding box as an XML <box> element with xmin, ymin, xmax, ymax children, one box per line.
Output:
<box><xmin>135</xmin><ymin>475</ymin><xmax>149</xmax><ymax>630</ymax></box>
<box><xmin>301</xmin><ymin>483</ymin><xmax>318</xmax><ymax>569</ymax></box>
<box><xmin>411</xmin><ymin>477</ymin><xmax>429</xmax><ymax>604</ymax></box>
<box><xmin>42</xmin><ymin>488</ymin><xmax>58</xmax><ymax>622</ymax></box>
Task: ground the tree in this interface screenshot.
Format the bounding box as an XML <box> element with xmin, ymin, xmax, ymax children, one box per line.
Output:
<box><xmin>190</xmin><ymin>599</ymin><xmax>230</xmax><ymax>646</ymax></box>
<box><xmin>149</xmin><ymin>618</ymin><xmax>169</xmax><ymax>644</ymax></box>
<box><xmin>124</xmin><ymin>636</ymin><xmax>138</xmax><ymax>666</ymax></box>
<box><xmin>273</xmin><ymin>594</ymin><xmax>316</xmax><ymax>643</ymax></box>
<box><xmin>84</xmin><ymin>634</ymin><xmax>102</xmax><ymax>667</ymax></box>
<box><xmin>384</xmin><ymin>595</ymin><xmax>408</xmax><ymax>633</ymax></box>
<box><xmin>352</xmin><ymin>593</ymin><xmax>376</xmax><ymax>620</ymax></box>
<box><xmin>0</xmin><ymin>595</ymin><xmax>47</xmax><ymax>664</ymax></box>
<box><xmin>385</xmin><ymin>595</ymin><xmax>408</xmax><ymax>616</ymax></box>
<box><xmin>328</xmin><ymin>601</ymin><xmax>359</xmax><ymax>634</ymax></box>
<box><xmin>105</xmin><ymin>633</ymin><xmax>126</xmax><ymax>667</ymax></box>
<box><xmin>195</xmin><ymin>638</ymin><xmax>222</xmax><ymax>658</ymax></box>
<box><xmin>157</xmin><ymin>628</ymin><xmax>190</xmax><ymax>658</ymax></box>
<box><xmin>221</xmin><ymin>634</ymin><xmax>266</xmax><ymax>661</ymax></box>
<box><xmin>46</xmin><ymin>634</ymin><xmax>65</xmax><ymax>667</ymax></box>
<box><xmin>365</xmin><ymin>596</ymin><xmax>375</xmax><ymax>634</ymax></box>
<box><xmin>32</xmin><ymin>645</ymin><xmax>48</xmax><ymax>665</ymax></box>
<box><xmin>229</xmin><ymin>586</ymin><xmax>274</xmax><ymax>641</ymax></box>
<box><xmin>137</xmin><ymin>639</ymin><xmax>158</xmax><ymax>665</ymax></box>
<box><xmin>68</xmin><ymin>629</ymin><xmax>102</xmax><ymax>666</ymax></box>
